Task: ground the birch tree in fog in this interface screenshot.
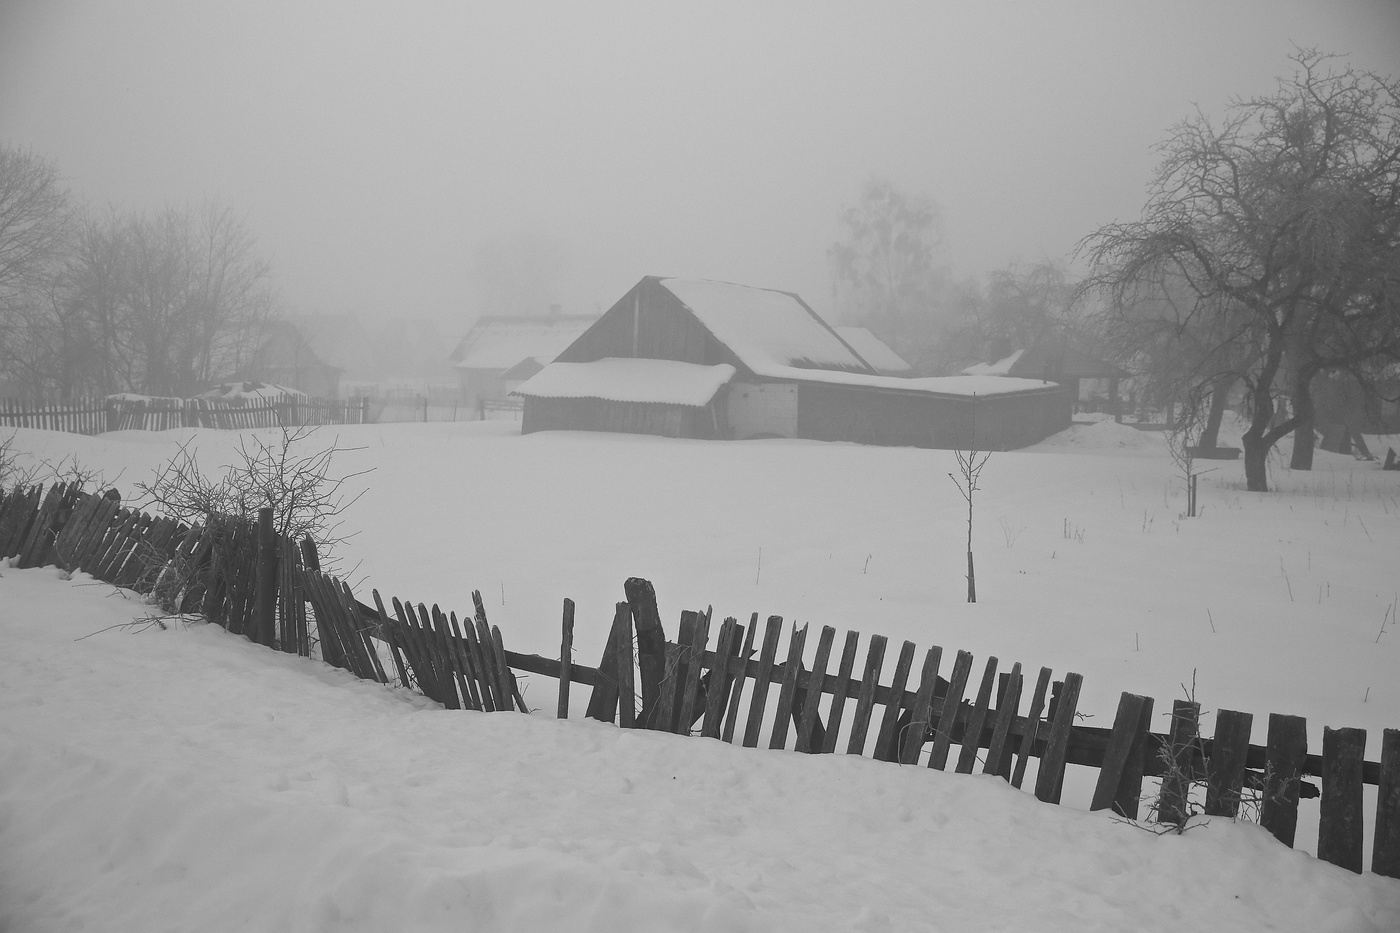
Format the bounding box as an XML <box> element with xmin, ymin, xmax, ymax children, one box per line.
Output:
<box><xmin>829</xmin><ymin>178</ymin><xmax>946</xmax><ymax>364</ymax></box>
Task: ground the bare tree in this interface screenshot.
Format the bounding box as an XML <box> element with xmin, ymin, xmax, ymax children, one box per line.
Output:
<box><xmin>1081</xmin><ymin>50</ymin><xmax>1400</xmax><ymax>491</ymax></box>
<box><xmin>949</xmin><ymin>438</ymin><xmax>991</xmax><ymax>603</ymax></box>
<box><xmin>0</xmin><ymin>146</ymin><xmax>68</xmax><ymax>301</ymax></box>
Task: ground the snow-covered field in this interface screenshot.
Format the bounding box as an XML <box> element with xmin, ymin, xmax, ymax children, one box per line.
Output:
<box><xmin>3</xmin><ymin>417</ymin><xmax>1399</xmax><ymax>930</ymax></box>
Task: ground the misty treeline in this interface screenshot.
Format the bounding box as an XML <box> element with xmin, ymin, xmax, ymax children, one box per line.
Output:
<box><xmin>832</xmin><ymin>50</ymin><xmax>1400</xmax><ymax>494</ymax></box>
<box><xmin>0</xmin><ymin>145</ymin><xmax>276</xmax><ymax>400</ymax></box>
<box><xmin>828</xmin><ymin>179</ymin><xmax>1080</xmax><ymax>379</ymax></box>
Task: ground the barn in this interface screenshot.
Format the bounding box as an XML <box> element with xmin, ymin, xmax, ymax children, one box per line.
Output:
<box><xmin>514</xmin><ymin>276</ymin><xmax>1070</xmax><ymax>449</ymax></box>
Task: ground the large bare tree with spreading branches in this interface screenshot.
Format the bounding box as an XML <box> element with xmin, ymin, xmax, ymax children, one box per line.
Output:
<box><xmin>1081</xmin><ymin>50</ymin><xmax>1400</xmax><ymax>491</ymax></box>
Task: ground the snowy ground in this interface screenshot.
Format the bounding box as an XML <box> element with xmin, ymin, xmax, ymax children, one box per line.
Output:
<box><xmin>2</xmin><ymin>417</ymin><xmax>1399</xmax><ymax>929</ymax></box>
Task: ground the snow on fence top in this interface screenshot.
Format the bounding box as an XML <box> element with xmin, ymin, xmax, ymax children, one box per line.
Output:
<box><xmin>513</xmin><ymin>358</ymin><xmax>738</xmax><ymax>407</ymax></box>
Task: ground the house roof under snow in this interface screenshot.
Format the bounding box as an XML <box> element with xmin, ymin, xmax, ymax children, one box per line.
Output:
<box><xmin>514</xmin><ymin>358</ymin><xmax>737</xmax><ymax>407</ymax></box>
<box><xmin>659</xmin><ymin>278</ymin><xmax>874</xmax><ymax>379</ymax></box>
<box><xmin>449</xmin><ymin>315</ymin><xmax>597</xmax><ymax>371</ymax></box>
<box><xmin>962</xmin><ymin>341</ymin><xmax>1126</xmax><ymax>381</ymax></box>
<box><xmin>834</xmin><ymin>327</ymin><xmax>912</xmax><ymax>374</ymax></box>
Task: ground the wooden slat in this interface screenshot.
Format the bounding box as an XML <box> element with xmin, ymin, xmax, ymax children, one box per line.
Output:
<box><xmin>651</xmin><ymin>644</ymin><xmax>682</xmax><ymax>733</ymax></box>
<box><xmin>899</xmin><ymin>646</ymin><xmax>944</xmax><ymax>765</ymax></box>
<box><xmin>1373</xmin><ymin>728</ymin><xmax>1400</xmax><ymax>879</ymax></box>
<box><xmin>797</xmin><ymin>625</ymin><xmax>837</xmax><ymax>754</ymax></box>
<box><xmin>558</xmin><ymin>598</ymin><xmax>574</xmax><ymax>719</ymax></box>
<box><xmin>845</xmin><ymin>634</ymin><xmax>887</xmax><ymax>756</ymax></box>
<box><xmin>1011</xmin><ymin>666</ymin><xmax>1053</xmax><ymax>789</ymax></box>
<box><xmin>873</xmin><ymin>640</ymin><xmax>917</xmax><ymax>762</ymax></box>
<box><xmin>1090</xmin><ymin>692</ymin><xmax>1153</xmax><ymax>818</ymax></box>
<box><xmin>742</xmin><ymin>616</ymin><xmax>784</xmax><ymax>748</ymax></box>
<box><xmin>447</xmin><ymin>612</ymin><xmax>484</xmax><ymax>710</ymax></box>
<box><xmin>493</xmin><ymin>624</ymin><xmax>526</xmax><ymax>712</ymax></box>
<box><xmin>769</xmin><ymin>623</ymin><xmax>809</xmax><ymax>750</ymax></box>
<box><xmin>585</xmin><ymin>600</ymin><xmax>629</xmax><ymax>722</ymax></box>
<box><xmin>984</xmin><ymin>662</ymin><xmax>1024</xmax><ymax>779</ymax></box>
<box><xmin>676</xmin><ymin>611</ymin><xmax>711</xmax><ymax>734</ymax></box>
<box><xmin>955</xmin><ymin>656</ymin><xmax>999</xmax><ymax>774</ymax></box>
<box><xmin>702</xmin><ymin>617</ymin><xmax>739</xmax><ymax>739</ymax></box>
<box><xmin>1156</xmin><ymin>700</ymin><xmax>1201</xmax><ymax>827</ymax></box>
<box><xmin>624</xmin><ymin>578</ymin><xmax>667</xmax><ymax>720</ymax></box>
<box><xmin>1318</xmin><ymin>726</ymin><xmax>1366</xmax><ymax>873</ymax></box>
<box><xmin>372</xmin><ymin>590</ymin><xmax>412</xmax><ymax>689</ymax></box>
<box><xmin>1034</xmin><ymin>672</ymin><xmax>1082</xmax><ymax>805</ymax></box>
<box><xmin>1204</xmin><ymin>709</ymin><xmax>1254</xmax><ymax>818</ymax></box>
<box><xmin>461</xmin><ymin>609</ymin><xmax>497</xmax><ymax>711</ymax></box>
<box><xmin>721</xmin><ymin>614</ymin><xmax>759</xmax><ymax>743</ymax></box>
<box><xmin>929</xmin><ymin>649</ymin><xmax>973</xmax><ymax>771</ymax></box>
<box><xmin>614</xmin><ymin>602</ymin><xmax>637</xmax><ymax>728</ymax></box>
<box><xmin>820</xmin><ymin>629</ymin><xmax>861</xmax><ymax>754</ymax></box>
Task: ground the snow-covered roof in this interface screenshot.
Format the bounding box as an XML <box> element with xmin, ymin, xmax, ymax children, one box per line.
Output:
<box><xmin>660</xmin><ymin>278</ymin><xmax>871</xmax><ymax>378</ymax></box>
<box><xmin>835</xmin><ymin>327</ymin><xmax>912</xmax><ymax>373</ymax></box>
<box><xmin>962</xmin><ymin>349</ymin><xmax>1025</xmax><ymax>377</ymax></box>
<box><xmin>450</xmin><ymin>316</ymin><xmax>597</xmax><ymax>371</ymax></box>
<box><xmin>197</xmin><ymin>382</ymin><xmax>309</xmax><ymax>400</ymax></box>
<box><xmin>783</xmin><ymin>369</ymin><xmax>1056</xmax><ymax>397</ymax></box>
<box><xmin>513</xmin><ymin>358</ymin><xmax>737</xmax><ymax>407</ymax></box>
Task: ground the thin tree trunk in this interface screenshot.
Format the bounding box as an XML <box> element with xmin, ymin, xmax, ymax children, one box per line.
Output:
<box><xmin>1200</xmin><ymin>375</ymin><xmax>1234</xmax><ymax>449</ymax></box>
<box><xmin>1289</xmin><ymin>374</ymin><xmax>1317</xmax><ymax>471</ymax></box>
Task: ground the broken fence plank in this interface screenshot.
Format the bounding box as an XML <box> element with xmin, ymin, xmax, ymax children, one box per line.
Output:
<box><xmin>955</xmin><ymin>656</ymin><xmax>999</xmax><ymax>774</ymax></box>
<box><xmin>1034</xmin><ymin>672</ymin><xmax>1082</xmax><ymax>805</ymax></box>
<box><xmin>769</xmin><ymin>622</ymin><xmax>809</xmax><ymax>750</ymax></box>
<box><xmin>721</xmin><ymin>614</ymin><xmax>759</xmax><ymax>744</ymax></box>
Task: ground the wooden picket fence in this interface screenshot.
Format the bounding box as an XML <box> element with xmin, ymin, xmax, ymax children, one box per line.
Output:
<box><xmin>0</xmin><ymin>395</ymin><xmax>368</xmax><ymax>435</ymax></box>
<box><xmin>2</xmin><ymin>480</ymin><xmax>1396</xmax><ymax>878</ymax></box>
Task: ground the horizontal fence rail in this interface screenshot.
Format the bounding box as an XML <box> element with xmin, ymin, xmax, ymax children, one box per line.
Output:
<box><xmin>0</xmin><ymin>396</ymin><xmax>368</xmax><ymax>435</ymax></box>
<box><xmin>1</xmin><ymin>479</ymin><xmax>1396</xmax><ymax>879</ymax></box>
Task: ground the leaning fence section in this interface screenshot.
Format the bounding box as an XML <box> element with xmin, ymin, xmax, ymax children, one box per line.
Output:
<box><xmin>0</xmin><ymin>396</ymin><xmax>368</xmax><ymax>435</ymax></box>
<box><xmin>1</xmin><ymin>480</ymin><xmax>1396</xmax><ymax>880</ymax></box>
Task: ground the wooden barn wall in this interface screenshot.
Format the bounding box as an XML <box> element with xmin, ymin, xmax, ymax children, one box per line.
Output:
<box><xmin>555</xmin><ymin>278</ymin><xmax>729</xmax><ymax>367</ymax></box>
<box><xmin>795</xmin><ymin>384</ymin><xmax>1071</xmax><ymax>450</ymax></box>
<box><xmin>521</xmin><ymin>396</ymin><xmax>717</xmax><ymax>439</ymax></box>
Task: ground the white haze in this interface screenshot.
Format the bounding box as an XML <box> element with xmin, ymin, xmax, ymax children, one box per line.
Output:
<box><xmin>2</xmin><ymin>0</ymin><xmax>1398</xmax><ymax>332</ymax></box>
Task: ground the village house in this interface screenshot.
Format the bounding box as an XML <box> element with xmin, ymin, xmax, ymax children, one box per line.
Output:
<box><xmin>448</xmin><ymin>312</ymin><xmax>597</xmax><ymax>413</ymax></box>
<box><xmin>513</xmin><ymin>276</ymin><xmax>1070</xmax><ymax>449</ymax></box>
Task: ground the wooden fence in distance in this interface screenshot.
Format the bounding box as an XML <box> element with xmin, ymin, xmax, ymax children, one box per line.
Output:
<box><xmin>2</xmin><ymin>480</ymin><xmax>1396</xmax><ymax>879</ymax></box>
<box><xmin>0</xmin><ymin>396</ymin><xmax>367</xmax><ymax>435</ymax></box>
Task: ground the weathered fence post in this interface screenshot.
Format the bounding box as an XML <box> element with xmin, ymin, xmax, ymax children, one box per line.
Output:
<box><xmin>1205</xmin><ymin>709</ymin><xmax>1254</xmax><ymax>817</ymax></box>
<box><xmin>1318</xmin><ymin>726</ymin><xmax>1366</xmax><ymax>873</ymax></box>
<box><xmin>1374</xmin><ymin>728</ymin><xmax>1400</xmax><ymax>878</ymax></box>
<box><xmin>1261</xmin><ymin>713</ymin><xmax>1308</xmax><ymax>847</ymax></box>
<box><xmin>558</xmin><ymin>598</ymin><xmax>574</xmax><ymax>719</ymax></box>
<box><xmin>624</xmin><ymin>578</ymin><xmax>667</xmax><ymax>722</ymax></box>
<box><xmin>253</xmin><ymin>508</ymin><xmax>278</xmax><ymax>648</ymax></box>
<box><xmin>1090</xmin><ymin>692</ymin><xmax>1154</xmax><ymax>818</ymax></box>
<box><xmin>1157</xmin><ymin>699</ymin><xmax>1201</xmax><ymax>827</ymax></box>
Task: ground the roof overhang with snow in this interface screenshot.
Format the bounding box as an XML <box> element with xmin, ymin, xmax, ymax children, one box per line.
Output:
<box><xmin>513</xmin><ymin>358</ymin><xmax>738</xmax><ymax>407</ymax></box>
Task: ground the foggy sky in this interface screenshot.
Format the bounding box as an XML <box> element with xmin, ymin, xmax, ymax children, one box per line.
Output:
<box><xmin>3</xmin><ymin>1</ymin><xmax>1398</xmax><ymax>333</ymax></box>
